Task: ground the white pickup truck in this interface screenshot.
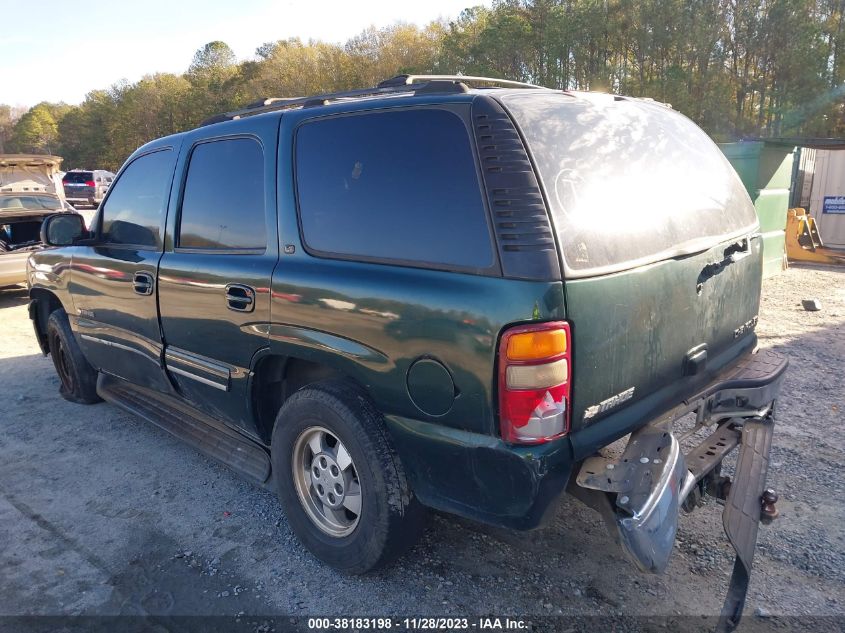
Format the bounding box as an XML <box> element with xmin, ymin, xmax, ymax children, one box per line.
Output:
<box><xmin>0</xmin><ymin>154</ymin><xmax>77</xmax><ymax>287</ymax></box>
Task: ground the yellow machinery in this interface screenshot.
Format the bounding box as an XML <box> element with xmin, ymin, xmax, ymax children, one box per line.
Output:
<box><xmin>785</xmin><ymin>208</ymin><xmax>845</xmax><ymax>265</ymax></box>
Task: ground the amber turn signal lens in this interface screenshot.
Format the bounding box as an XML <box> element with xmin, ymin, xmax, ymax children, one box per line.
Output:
<box><xmin>506</xmin><ymin>328</ymin><xmax>567</xmax><ymax>361</ymax></box>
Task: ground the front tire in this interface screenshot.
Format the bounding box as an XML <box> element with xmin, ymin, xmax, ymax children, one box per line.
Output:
<box><xmin>272</xmin><ymin>380</ymin><xmax>425</xmax><ymax>573</ymax></box>
<box><xmin>46</xmin><ymin>310</ymin><xmax>101</xmax><ymax>404</ymax></box>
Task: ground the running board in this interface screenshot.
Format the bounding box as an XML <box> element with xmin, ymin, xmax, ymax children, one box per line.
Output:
<box><xmin>97</xmin><ymin>374</ymin><xmax>272</xmax><ymax>487</ymax></box>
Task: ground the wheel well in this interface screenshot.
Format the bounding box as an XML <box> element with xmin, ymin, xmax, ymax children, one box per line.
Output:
<box><xmin>252</xmin><ymin>356</ymin><xmax>341</xmax><ymax>444</ymax></box>
<box><xmin>29</xmin><ymin>288</ymin><xmax>63</xmax><ymax>354</ymax></box>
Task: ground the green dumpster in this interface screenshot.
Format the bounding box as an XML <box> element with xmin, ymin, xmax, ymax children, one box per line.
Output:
<box><xmin>719</xmin><ymin>141</ymin><xmax>795</xmax><ymax>278</ymax></box>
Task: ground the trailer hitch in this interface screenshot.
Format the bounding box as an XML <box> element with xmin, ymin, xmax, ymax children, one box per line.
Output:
<box><xmin>572</xmin><ymin>412</ymin><xmax>777</xmax><ymax>633</ymax></box>
<box><xmin>572</xmin><ymin>347</ymin><xmax>787</xmax><ymax>633</ymax></box>
<box><xmin>760</xmin><ymin>489</ymin><xmax>779</xmax><ymax>524</ymax></box>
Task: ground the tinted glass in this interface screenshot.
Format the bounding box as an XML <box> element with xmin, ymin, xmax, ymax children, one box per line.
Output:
<box><xmin>296</xmin><ymin>109</ymin><xmax>493</xmax><ymax>269</ymax></box>
<box><xmin>63</xmin><ymin>172</ymin><xmax>93</xmax><ymax>184</ymax></box>
<box><xmin>101</xmin><ymin>149</ymin><xmax>173</xmax><ymax>248</ymax></box>
<box><xmin>501</xmin><ymin>92</ymin><xmax>758</xmax><ymax>275</ymax></box>
<box><xmin>178</xmin><ymin>138</ymin><xmax>265</xmax><ymax>250</ymax></box>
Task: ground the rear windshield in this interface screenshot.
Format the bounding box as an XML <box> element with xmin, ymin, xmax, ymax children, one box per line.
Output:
<box><xmin>63</xmin><ymin>172</ymin><xmax>92</xmax><ymax>184</ymax></box>
<box><xmin>500</xmin><ymin>92</ymin><xmax>758</xmax><ymax>276</ymax></box>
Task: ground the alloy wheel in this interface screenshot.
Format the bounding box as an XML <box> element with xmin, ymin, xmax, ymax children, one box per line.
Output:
<box><xmin>291</xmin><ymin>426</ymin><xmax>362</xmax><ymax>537</ymax></box>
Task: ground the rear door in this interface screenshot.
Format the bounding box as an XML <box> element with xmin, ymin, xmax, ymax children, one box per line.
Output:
<box><xmin>70</xmin><ymin>147</ymin><xmax>178</xmax><ymax>392</ymax></box>
<box><xmin>500</xmin><ymin>92</ymin><xmax>762</xmax><ymax>438</ymax></box>
<box><xmin>157</xmin><ymin>119</ymin><xmax>278</xmax><ymax>430</ymax></box>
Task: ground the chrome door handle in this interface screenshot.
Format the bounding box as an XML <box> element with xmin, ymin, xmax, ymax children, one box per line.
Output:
<box><xmin>133</xmin><ymin>271</ymin><xmax>154</xmax><ymax>296</ymax></box>
<box><xmin>225</xmin><ymin>284</ymin><xmax>255</xmax><ymax>312</ymax></box>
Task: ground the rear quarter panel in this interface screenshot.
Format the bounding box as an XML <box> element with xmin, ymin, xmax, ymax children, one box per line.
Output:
<box><xmin>268</xmin><ymin>257</ymin><xmax>565</xmax><ymax>435</ymax></box>
<box><xmin>273</xmin><ymin>103</ymin><xmax>565</xmax><ymax>434</ymax></box>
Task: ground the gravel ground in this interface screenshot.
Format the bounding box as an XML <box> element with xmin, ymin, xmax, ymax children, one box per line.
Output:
<box><xmin>0</xmin><ymin>263</ymin><xmax>843</xmax><ymax>628</ymax></box>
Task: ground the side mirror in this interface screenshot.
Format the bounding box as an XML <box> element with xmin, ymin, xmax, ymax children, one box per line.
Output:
<box><xmin>41</xmin><ymin>213</ymin><xmax>87</xmax><ymax>246</ymax></box>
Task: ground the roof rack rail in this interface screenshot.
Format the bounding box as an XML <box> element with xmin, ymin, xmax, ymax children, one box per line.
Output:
<box><xmin>377</xmin><ymin>74</ymin><xmax>543</xmax><ymax>90</ymax></box>
<box><xmin>199</xmin><ymin>74</ymin><xmax>541</xmax><ymax>127</ymax></box>
<box><xmin>199</xmin><ymin>78</ymin><xmax>471</xmax><ymax>127</ymax></box>
<box><xmin>244</xmin><ymin>96</ymin><xmax>305</xmax><ymax>109</ymax></box>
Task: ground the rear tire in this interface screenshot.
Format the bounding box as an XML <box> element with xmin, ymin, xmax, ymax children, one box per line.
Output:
<box><xmin>272</xmin><ymin>379</ymin><xmax>425</xmax><ymax>573</ymax></box>
<box><xmin>46</xmin><ymin>310</ymin><xmax>101</xmax><ymax>404</ymax></box>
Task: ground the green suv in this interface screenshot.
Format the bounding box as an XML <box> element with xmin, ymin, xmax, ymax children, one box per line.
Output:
<box><xmin>28</xmin><ymin>75</ymin><xmax>786</xmax><ymax>630</ymax></box>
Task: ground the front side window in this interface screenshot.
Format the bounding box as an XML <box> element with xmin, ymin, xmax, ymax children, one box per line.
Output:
<box><xmin>295</xmin><ymin>108</ymin><xmax>493</xmax><ymax>270</ymax></box>
<box><xmin>100</xmin><ymin>150</ymin><xmax>174</xmax><ymax>248</ymax></box>
<box><xmin>178</xmin><ymin>138</ymin><xmax>265</xmax><ymax>250</ymax></box>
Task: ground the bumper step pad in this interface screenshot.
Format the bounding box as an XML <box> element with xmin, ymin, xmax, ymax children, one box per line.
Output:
<box><xmin>717</xmin><ymin>414</ymin><xmax>774</xmax><ymax>633</ymax></box>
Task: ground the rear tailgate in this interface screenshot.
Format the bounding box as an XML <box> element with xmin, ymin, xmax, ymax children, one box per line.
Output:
<box><xmin>564</xmin><ymin>235</ymin><xmax>761</xmax><ymax>434</ymax></box>
<box><xmin>62</xmin><ymin>172</ymin><xmax>94</xmax><ymax>199</ymax></box>
<box><xmin>499</xmin><ymin>91</ymin><xmax>761</xmax><ymax>438</ymax></box>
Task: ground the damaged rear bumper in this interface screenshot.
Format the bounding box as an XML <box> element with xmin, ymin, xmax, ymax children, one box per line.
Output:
<box><xmin>572</xmin><ymin>348</ymin><xmax>787</xmax><ymax>629</ymax></box>
<box><xmin>576</xmin><ymin>422</ymin><xmax>687</xmax><ymax>573</ymax></box>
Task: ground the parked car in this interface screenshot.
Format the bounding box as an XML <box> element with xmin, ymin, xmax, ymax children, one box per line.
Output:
<box><xmin>62</xmin><ymin>169</ymin><xmax>115</xmax><ymax>208</ymax></box>
<box><xmin>0</xmin><ymin>154</ymin><xmax>77</xmax><ymax>287</ymax></box>
<box><xmin>28</xmin><ymin>76</ymin><xmax>786</xmax><ymax>631</ymax></box>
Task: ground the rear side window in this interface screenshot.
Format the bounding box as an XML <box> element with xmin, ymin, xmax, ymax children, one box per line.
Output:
<box><xmin>295</xmin><ymin>108</ymin><xmax>493</xmax><ymax>270</ymax></box>
<box><xmin>63</xmin><ymin>172</ymin><xmax>93</xmax><ymax>184</ymax></box>
<box><xmin>100</xmin><ymin>150</ymin><xmax>174</xmax><ymax>248</ymax></box>
<box><xmin>501</xmin><ymin>92</ymin><xmax>758</xmax><ymax>275</ymax></box>
<box><xmin>178</xmin><ymin>138</ymin><xmax>265</xmax><ymax>250</ymax></box>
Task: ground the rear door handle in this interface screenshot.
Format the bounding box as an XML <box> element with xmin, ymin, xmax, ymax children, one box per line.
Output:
<box><xmin>225</xmin><ymin>284</ymin><xmax>255</xmax><ymax>312</ymax></box>
<box><xmin>133</xmin><ymin>271</ymin><xmax>154</xmax><ymax>296</ymax></box>
<box><xmin>697</xmin><ymin>237</ymin><xmax>751</xmax><ymax>293</ymax></box>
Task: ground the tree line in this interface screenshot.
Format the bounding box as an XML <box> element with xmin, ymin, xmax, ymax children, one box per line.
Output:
<box><xmin>2</xmin><ymin>0</ymin><xmax>843</xmax><ymax>171</ymax></box>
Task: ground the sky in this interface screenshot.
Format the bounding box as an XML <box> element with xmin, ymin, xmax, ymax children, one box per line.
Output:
<box><xmin>0</xmin><ymin>0</ymin><xmax>486</xmax><ymax>108</ymax></box>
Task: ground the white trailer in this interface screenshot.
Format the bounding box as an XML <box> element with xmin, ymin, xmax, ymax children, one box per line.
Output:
<box><xmin>808</xmin><ymin>149</ymin><xmax>845</xmax><ymax>248</ymax></box>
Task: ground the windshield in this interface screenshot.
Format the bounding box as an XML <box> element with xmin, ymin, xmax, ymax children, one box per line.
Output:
<box><xmin>500</xmin><ymin>91</ymin><xmax>758</xmax><ymax>276</ymax></box>
<box><xmin>0</xmin><ymin>194</ymin><xmax>62</xmax><ymax>211</ymax></box>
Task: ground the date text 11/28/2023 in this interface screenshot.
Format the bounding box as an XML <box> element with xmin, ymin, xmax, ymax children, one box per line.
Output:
<box><xmin>307</xmin><ymin>617</ymin><xmax>529</xmax><ymax>630</ymax></box>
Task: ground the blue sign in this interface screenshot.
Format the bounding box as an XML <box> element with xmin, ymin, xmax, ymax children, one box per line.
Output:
<box><xmin>823</xmin><ymin>196</ymin><xmax>845</xmax><ymax>214</ymax></box>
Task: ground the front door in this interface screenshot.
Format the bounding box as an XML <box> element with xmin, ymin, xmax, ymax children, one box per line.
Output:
<box><xmin>70</xmin><ymin>146</ymin><xmax>178</xmax><ymax>393</ymax></box>
<box><xmin>157</xmin><ymin>122</ymin><xmax>278</xmax><ymax>431</ymax></box>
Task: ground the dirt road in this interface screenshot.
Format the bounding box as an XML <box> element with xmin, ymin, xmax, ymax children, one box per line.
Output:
<box><xmin>1</xmin><ymin>264</ymin><xmax>843</xmax><ymax>626</ymax></box>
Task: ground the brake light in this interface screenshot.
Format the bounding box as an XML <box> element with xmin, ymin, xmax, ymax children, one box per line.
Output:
<box><xmin>85</xmin><ymin>180</ymin><xmax>95</xmax><ymax>187</ymax></box>
<box><xmin>498</xmin><ymin>321</ymin><xmax>571</xmax><ymax>444</ymax></box>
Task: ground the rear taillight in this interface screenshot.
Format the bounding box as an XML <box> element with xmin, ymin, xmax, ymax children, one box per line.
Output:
<box><xmin>498</xmin><ymin>321</ymin><xmax>571</xmax><ymax>444</ymax></box>
<box><xmin>84</xmin><ymin>180</ymin><xmax>95</xmax><ymax>187</ymax></box>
